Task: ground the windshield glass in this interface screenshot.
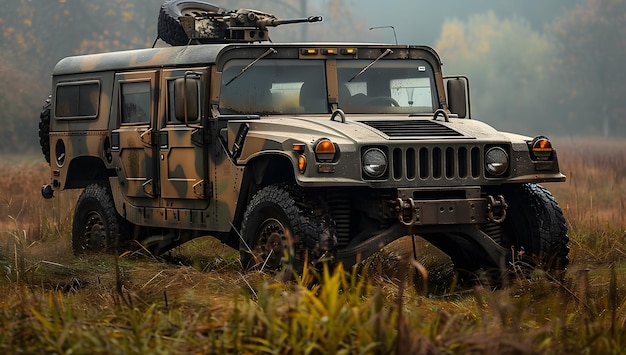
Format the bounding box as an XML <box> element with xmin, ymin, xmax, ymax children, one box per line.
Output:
<box><xmin>337</xmin><ymin>59</ymin><xmax>436</xmax><ymax>114</ymax></box>
<box><xmin>220</xmin><ymin>59</ymin><xmax>328</xmax><ymax>115</ymax></box>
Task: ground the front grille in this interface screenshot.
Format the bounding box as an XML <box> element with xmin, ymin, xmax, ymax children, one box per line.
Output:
<box><xmin>391</xmin><ymin>145</ymin><xmax>483</xmax><ymax>181</ymax></box>
<box><xmin>359</xmin><ymin>120</ymin><xmax>463</xmax><ymax>138</ymax></box>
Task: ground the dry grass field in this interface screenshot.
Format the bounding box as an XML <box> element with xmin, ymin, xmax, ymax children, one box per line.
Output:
<box><xmin>0</xmin><ymin>138</ymin><xmax>625</xmax><ymax>353</ymax></box>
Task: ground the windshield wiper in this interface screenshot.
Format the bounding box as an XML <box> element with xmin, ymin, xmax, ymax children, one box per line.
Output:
<box><xmin>225</xmin><ymin>47</ymin><xmax>277</xmax><ymax>86</ymax></box>
<box><xmin>348</xmin><ymin>48</ymin><xmax>393</xmax><ymax>82</ymax></box>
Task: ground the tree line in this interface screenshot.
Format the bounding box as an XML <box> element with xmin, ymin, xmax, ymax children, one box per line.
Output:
<box><xmin>435</xmin><ymin>0</ymin><xmax>626</xmax><ymax>137</ymax></box>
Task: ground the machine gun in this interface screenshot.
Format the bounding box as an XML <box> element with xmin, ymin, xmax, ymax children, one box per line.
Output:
<box><xmin>160</xmin><ymin>1</ymin><xmax>322</xmax><ymax>45</ymax></box>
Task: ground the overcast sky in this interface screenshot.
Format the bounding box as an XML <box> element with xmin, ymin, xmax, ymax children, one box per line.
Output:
<box><xmin>356</xmin><ymin>0</ymin><xmax>582</xmax><ymax>45</ymax></box>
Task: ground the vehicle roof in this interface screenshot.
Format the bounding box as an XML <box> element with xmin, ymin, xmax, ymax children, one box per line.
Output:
<box><xmin>52</xmin><ymin>42</ymin><xmax>441</xmax><ymax>76</ymax></box>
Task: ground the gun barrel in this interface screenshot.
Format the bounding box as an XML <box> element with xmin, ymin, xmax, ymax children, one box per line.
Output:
<box><xmin>261</xmin><ymin>16</ymin><xmax>323</xmax><ymax>27</ymax></box>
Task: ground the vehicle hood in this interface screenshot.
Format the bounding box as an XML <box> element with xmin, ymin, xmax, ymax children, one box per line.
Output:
<box><xmin>237</xmin><ymin>114</ymin><xmax>523</xmax><ymax>146</ymax></box>
<box><xmin>228</xmin><ymin>113</ymin><xmax>531</xmax><ymax>165</ymax></box>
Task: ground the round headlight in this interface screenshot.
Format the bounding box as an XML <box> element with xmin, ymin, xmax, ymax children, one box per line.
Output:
<box><xmin>362</xmin><ymin>148</ymin><xmax>387</xmax><ymax>178</ymax></box>
<box><xmin>485</xmin><ymin>147</ymin><xmax>509</xmax><ymax>176</ymax></box>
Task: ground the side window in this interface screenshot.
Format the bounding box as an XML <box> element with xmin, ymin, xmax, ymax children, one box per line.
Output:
<box><xmin>55</xmin><ymin>81</ymin><xmax>100</xmax><ymax>119</ymax></box>
<box><xmin>120</xmin><ymin>81</ymin><xmax>151</xmax><ymax>124</ymax></box>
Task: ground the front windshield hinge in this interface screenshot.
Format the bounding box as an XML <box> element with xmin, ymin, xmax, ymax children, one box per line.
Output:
<box><xmin>210</xmin><ymin>104</ymin><xmax>220</xmax><ymax>118</ymax></box>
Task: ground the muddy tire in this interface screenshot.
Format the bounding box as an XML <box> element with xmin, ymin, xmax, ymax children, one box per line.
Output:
<box><xmin>501</xmin><ymin>183</ymin><xmax>569</xmax><ymax>276</ymax></box>
<box><xmin>38</xmin><ymin>95</ymin><xmax>51</xmax><ymax>163</ymax></box>
<box><xmin>240</xmin><ymin>185</ymin><xmax>337</xmax><ymax>272</ymax></box>
<box><xmin>72</xmin><ymin>184</ymin><xmax>128</xmax><ymax>253</ymax></box>
<box><xmin>158</xmin><ymin>0</ymin><xmax>226</xmax><ymax>46</ymax></box>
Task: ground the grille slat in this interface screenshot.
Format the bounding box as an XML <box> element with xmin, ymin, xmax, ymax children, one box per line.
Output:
<box><xmin>359</xmin><ymin>120</ymin><xmax>463</xmax><ymax>137</ymax></box>
<box><xmin>392</xmin><ymin>146</ymin><xmax>482</xmax><ymax>181</ymax></box>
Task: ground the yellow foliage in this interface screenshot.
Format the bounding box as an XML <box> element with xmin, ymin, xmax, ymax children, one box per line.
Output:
<box><xmin>122</xmin><ymin>11</ymin><xmax>132</xmax><ymax>22</ymax></box>
<box><xmin>436</xmin><ymin>19</ymin><xmax>467</xmax><ymax>59</ymax></box>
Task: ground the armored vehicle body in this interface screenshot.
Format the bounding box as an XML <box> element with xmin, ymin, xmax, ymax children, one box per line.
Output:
<box><xmin>39</xmin><ymin>0</ymin><xmax>568</xmax><ymax>279</ymax></box>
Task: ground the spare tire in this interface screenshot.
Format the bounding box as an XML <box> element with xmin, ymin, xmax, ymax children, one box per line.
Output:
<box><xmin>158</xmin><ymin>0</ymin><xmax>227</xmax><ymax>46</ymax></box>
<box><xmin>38</xmin><ymin>95</ymin><xmax>51</xmax><ymax>163</ymax></box>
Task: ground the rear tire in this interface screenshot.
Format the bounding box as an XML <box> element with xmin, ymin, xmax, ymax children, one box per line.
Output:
<box><xmin>240</xmin><ymin>185</ymin><xmax>337</xmax><ymax>272</ymax></box>
<box><xmin>72</xmin><ymin>184</ymin><xmax>128</xmax><ymax>253</ymax></box>
<box><xmin>38</xmin><ymin>96</ymin><xmax>51</xmax><ymax>163</ymax></box>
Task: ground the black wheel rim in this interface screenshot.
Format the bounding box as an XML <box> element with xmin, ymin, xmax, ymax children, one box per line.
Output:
<box><xmin>252</xmin><ymin>218</ymin><xmax>289</xmax><ymax>270</ymax></box>
<box><xmin>84</xmin><ymin>211</ymin><xmax>107</xmax><ymax>250</ymax></box>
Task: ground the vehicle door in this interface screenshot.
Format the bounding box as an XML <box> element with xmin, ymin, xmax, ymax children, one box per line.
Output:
<box><xmin>157</xmin><ymin>68</ymin><xmax>210</xmax><ymax>207</ymax></box>
<box><xmin>110</xmin><ymin>70</ymin><xmax>159</xmax><ymax>198</ymax></box>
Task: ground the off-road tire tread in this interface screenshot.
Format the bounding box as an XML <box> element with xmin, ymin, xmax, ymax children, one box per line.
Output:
<box><xmin>503</xmin><ymin>183</ymin><xmax>569</xmax><ymax>271</ymax></box>
<box><xmin>38</xmin><ymin>95</ymin><xmax>51</xmax><ymax>163</ymax></box>
<box><xmin>72</xmin><ymin>183</ymin><xmax>127</xmax><ymax>253</ymax></box>
<box><xmin>157</xmin><ymin>0</ymin><xmax>226</xmax><ymax>46</ymax></box>
<box><xmin>158</xmin><ymin>1</ymin><xmax>190</xmax><ymax>46</ymax></box>
<box><xmin>240</xmin><ymin>184</ymin><xmax>337</xmax><ymax>271</ymax></box>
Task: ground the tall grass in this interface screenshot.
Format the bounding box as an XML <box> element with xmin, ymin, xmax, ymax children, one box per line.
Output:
<box><xmin>0</xmin><ymin>139</ymin><xmax>625</xmax><ymax>353</ymax></box>
<box><xmin>547</xmin><ymin>137</ymin><xmax>626</xmax><ymax>265</ymax></box>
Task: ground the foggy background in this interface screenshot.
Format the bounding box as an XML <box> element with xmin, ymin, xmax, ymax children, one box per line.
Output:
<box><xmin>1</xmin><ymin>0</ymin><xmax>624</xmax><ymax>154</ymax></box>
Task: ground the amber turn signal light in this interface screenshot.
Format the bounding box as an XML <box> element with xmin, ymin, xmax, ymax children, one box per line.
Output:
<box><xmin>314</xmin><ymin>138</ymin><xmax>336</xmax><ymax>162</ymax></box>
<box><xmin>298</xmin><ymin>155</ymin><xmax>307</xmax><ymax>173</ymax></box>
<box><xmin>531</xmin><ymin>136</ymin><xmax>553</xmax><ymax>160</ymax></box>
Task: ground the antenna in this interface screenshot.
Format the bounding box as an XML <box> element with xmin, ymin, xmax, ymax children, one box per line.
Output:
<box><xmin>369</xmin><ymin>26</ymin><xmax>398</xmax><ymax>45</ymax></box>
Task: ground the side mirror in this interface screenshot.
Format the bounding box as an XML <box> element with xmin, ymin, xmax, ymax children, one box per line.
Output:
<box><xmin>174</xmin><ymin>75</ymin><xmax>199</xmax><ymax>123</ymax></box>
<box><xmin>444</xmin><ymin>76</ymin><xmax>471</xmax><ymax>119</ymax></box>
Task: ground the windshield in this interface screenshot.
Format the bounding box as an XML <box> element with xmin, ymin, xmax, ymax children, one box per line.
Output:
<box><xmin>337</xmin><ymin>60</ymin><xmax>436</xmax><ymax>114</ymax></box>
<box><xmin>218</xmin><ymin>58</ymin><xmax>436</xmax><ymax>115</ymax></box>
<box><xmin>220</xmin><ymin>59</ymin><xmax>327</xmax><ymax>115</ymax></box>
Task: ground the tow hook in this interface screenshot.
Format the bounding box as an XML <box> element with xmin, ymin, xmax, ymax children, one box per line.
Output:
<box><xmin>487</xmin><ymin>195</ymin><xmax>507</xmax><ymax>224</ymax></box>
<box><xmin>396</xmin><ymin>197</ymin><xmax>417</xmax><ymax>226</ymax></box>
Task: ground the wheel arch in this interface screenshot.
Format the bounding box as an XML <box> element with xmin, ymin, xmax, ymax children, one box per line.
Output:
<box><xmin>247</xmin><ymin>153</ymin><xmax>297</xmax><ymax>187</ymax></box>
<box><xmin>65</xmin><ymin>156</ymin><xmax>116</xmax><ymax>189</ymax></box>
<box><xmin>225</xmin><ymin>153</ymin><xmax>298</xmax><ymax>248</ymax></box>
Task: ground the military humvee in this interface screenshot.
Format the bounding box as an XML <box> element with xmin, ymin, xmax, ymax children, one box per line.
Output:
<box><xmin>39</xmin><ymin>0</ymin><xmax>568</xmax><ymax>278</ymax></box>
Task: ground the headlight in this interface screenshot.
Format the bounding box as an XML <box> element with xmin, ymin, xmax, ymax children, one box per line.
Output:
<box><xmin>485</xmin><ymin>147</ymin><xmax>509</xmax><ymax>176</ymax></box>
<box><xmin>362</xmin><ymin>148</ymin><xmax>388</xmax><ymax>178</ymax></box>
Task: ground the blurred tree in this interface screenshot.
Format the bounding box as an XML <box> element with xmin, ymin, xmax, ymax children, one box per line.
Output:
<box><xmin>550</xmin><ymin>0</ymin><xmax>626</xmax><ymax>137</ymax></box>
<box><xmin>0</xmin><ymin>0</ymin><xmax>165</xmax><ymax>153</ymax></box>
<box><xmin>0</xmin><ymin>53</ymin><xmax>43</xmax><ymax>152</ymax></box>
<box><xmin>435</xmin><ymin>12</ymin><xmax>566</xmax><ymax>136</ymax></box>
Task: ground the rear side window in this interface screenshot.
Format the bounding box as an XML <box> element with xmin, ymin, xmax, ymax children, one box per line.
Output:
<box><xmin>120</xmin><ymin>81</ymin><xmax>151</xmax><ymax>124</ymax></box>
<box><xmin>55</xmin><ymin>81</ymin><xmax>100</xmax><ymax>119</ymax></box>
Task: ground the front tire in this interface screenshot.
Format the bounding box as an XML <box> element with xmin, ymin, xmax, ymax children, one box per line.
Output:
<box><xmin>240</xmin><ymin>185</ymin><xmax>337</xmax><ymax>272</ymax></box>
<box><xmin>501</xmin><ymin>183</ymin><xmax>569</xmax><ymax>275</ymax></box>
<box><xmin>72</xmin><ymin>184</ymin><xmax>127</xmax><ymax>253</ymax></box>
